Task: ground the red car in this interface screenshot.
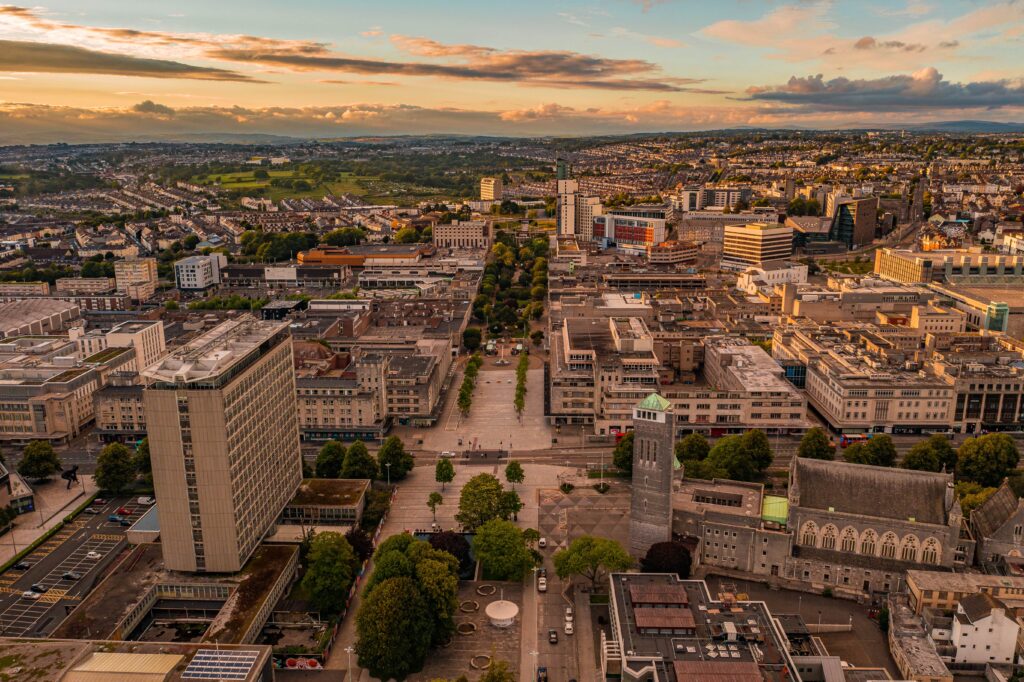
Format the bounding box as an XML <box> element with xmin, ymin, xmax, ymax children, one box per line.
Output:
<box><xmin>116</xmin><ymin>507</ymin><xmax>131</xmax><ymax>516</ymax></box>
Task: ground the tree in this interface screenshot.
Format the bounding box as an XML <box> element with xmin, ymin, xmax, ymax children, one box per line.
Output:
<box><xmin>301</xmin><ymin>531</ymin><xmax>356</xmax><ymax>614</ymax></box>
<box><xmin>345</xmin><ymin>527</ymin><xmax>374</xmax><ymax>563</ymax></box>
<box><xmin>613</xmin><ymin>432</ymin><xmax>634</xmax><ymax>474</ymax></box>
<box><xmin>393</xmin><ymin>226</ymin><xmax>420</xmax><ymax>243</ymax></box>
<box><xmin>798</xmin><ymin>427</ymin><xmax>834</xmax><ymax>460</ymax></box>
<box><xmin>844</xmin><ymin>436</ymin><xmax>897</xmax><ymax>467</ymax></box>
<box><xmin>429</xmin><ymin>531</ymin><xmax>472</xmax><ymax>575</ymax></box>
<box><xmin>315</xmin><ymin>441</ymin><xmax>346</xmax><ymax>478</ymax></box>
<box><xmin>902</xmin><ymin>444</ymin><xmax>941</xmax><ymax>472</ymax></box>
<box><xmin>739</xmin><ymin>430</ymin><xmax>773</xmax><ymax>472</ymax></box>
<box><xmin>413</xmin><ymin>557</ymin><xmax>459</xmax><ymax>645</ymax></box>
<box><xmin>355</xmin><ymin>577</ymin><xmax>433</xmax><ymax>681</ymax></box>
<box><xmin>641</xmin><ymin>541</ymin><xmax>693</xmax><ymax>579</ymax></box>
<box><xmin>133</xmin><ymin>437</ymin><xmax>152</xmax><ymax>485</ymax></box>
<box><xmin>427</xmin><ymin>492</ymin><xmax>443</xmax><ymax>521</ymax></box>
<box><xmin>323</xmin><ymin>227</ymin><xmax>366</xmax><ymax>247</ymax></box>
<box><xmin>17</xmin><ymin>441</ymin><xmax>62</xmax><ymax>480</ymax></box>
<box><xmin>675</xmin><ymin>433</ymin><xmax>709</xmax><ymax>463</ymax></box>
<box><xmin>378</xmin><ymin>436</ymin><xmax>414</xmax><ymax>481</ymax></box>
<box><xmin>462</xmin><ymin>327</ymin><xmax>482</xmax><ymax>352</ymax></box>
<box><xmin>473</xmin><ymin>519</ymin><xmax>534</xmax><ymax>580</ymax></box>
<box><xmin>843</xmin><ymin>442</ymin><xmax>870</xmax><ymax>465</ymax></box>
<box><xmin>504</xmin><ymin>460</ymin><xmax>525</xmax><ymax>490</ymax></box>
<box><xmin>958</xmin><ymin>434</ymin><xmax>1019</xmax><ymax>488</ymax></box>
<box><xmin>94</xmin><ymin>443</ymin><xmax>137</xmax><ymax>494</ymax></box>
<box><xmin>955</xmin><ymin>481</ymin><xmax>998</xmax><ymax>513</ymax></box>
<box><xmin>553</xmin><ymin>535</ymin><xmax>633</xmax><ymax>591</ymax></box>
<box><xmin>479</xmin><ymin>660</ymin><xmax>516</xmax><ymax>682</ymax></box>
<box><xmin>456</xmin><ymin>473</ymin><xmax>504</xmax><ymax>530</ymax></box>
<box><xmin>435</xmin><ymin>458</ymin><xmax>455</xmax><ymax>491</ymax></box>
<box><xmin>340</xmin><ymin>440</ymin><xmax>378</xmax><ymax>480</ymax></box>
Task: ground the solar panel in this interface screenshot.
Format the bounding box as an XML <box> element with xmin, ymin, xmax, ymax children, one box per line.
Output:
<box><xmin>182</xmin><ymin>649</ymin><xmax>260</xmax><ymax>681</ymax></box>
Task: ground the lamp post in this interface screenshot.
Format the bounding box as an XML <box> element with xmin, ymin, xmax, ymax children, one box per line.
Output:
<box><xmin>345</xmin><ymin>646</ymin><xmax>356</xmax><ymax>682</ymax></box>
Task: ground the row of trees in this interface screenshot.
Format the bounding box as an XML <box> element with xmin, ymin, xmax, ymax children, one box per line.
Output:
<box><xmin>514</xmin><ymin>351</ymin><xmax>529</xmax><ymax>416</ymax></box>
<box><xmin>612</xmin><ymin>430</ymin><xmax>774</xmax><ymax>483</ymax></box>
<box><xmin>457</xmin><ymin>354</ymin><xmax>483</xmax><ymax>417</ymax></box>
<box><xmin>299</xmin><ymin>527</ymin><xmax>373</xmax><ymax>615</ymax></box>
<box><xmin>17</xmin><ymin>440</ymin><xmax>149</xmax><ymax>494</ymax></box>
<box><xmin>314</xmin><ymin>437</ymin><xmax>414</xmax><ymax>482</ymax></box>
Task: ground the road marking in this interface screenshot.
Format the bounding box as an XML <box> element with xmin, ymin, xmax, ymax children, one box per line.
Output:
<box><xmin>91</xmin><ymin>533</ymin><xmax>123</xmax><ymax>541</ymax></box>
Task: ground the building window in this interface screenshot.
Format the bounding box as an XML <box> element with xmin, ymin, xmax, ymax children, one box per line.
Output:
<box><xmin>800</xmin><ymin>521</ymin><xmax>818</xmax><ymax>547</ymax></box>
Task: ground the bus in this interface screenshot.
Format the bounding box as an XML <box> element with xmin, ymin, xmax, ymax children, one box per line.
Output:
<box><xmin>839</xmin><ymin>433</ymin><xmax>874</xmax><ymax>448</ymax></box>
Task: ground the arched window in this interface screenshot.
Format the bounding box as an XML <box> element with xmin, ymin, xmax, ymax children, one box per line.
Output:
<box><xmin>901</xmin><ymin>535</ymin><xmax>919</xmax><ymax>563</ymax></box>
<box><xmin>860</xmin><ymin>530</ymin><xmax>877</xmax><ymax>556</ymax></box>
<box><xmin>841</xmin><ymin>527</ymin><xmax>858</xmax><ymax>553</ymax></box>
<box><xmin>921</xmin><ymin>538</ymin><xmax>940</xmax><ymax>565</ymax></box>
<box><xmin>800</xmin><ymin>521</ymin><xmax>818</xmax><ymax>547</ymax></box>
<box><xmin>821</xmin><ymin>524</ymin><xmax>838</xmax><ymax>550</ymax></box>
<box><xmin>880</xmin><ymin>532</ymin><xmax>898</xmax><ymax>559</ymax></box>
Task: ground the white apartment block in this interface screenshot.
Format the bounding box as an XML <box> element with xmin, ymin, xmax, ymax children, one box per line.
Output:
<box><xmin>174</xmin><ymin>253</ymin><xmax>226</xmax><ymax>291</ymax></box>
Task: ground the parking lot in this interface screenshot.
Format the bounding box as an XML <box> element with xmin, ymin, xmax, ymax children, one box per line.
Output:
<box><xmin>0</xmin><ymin>496</ymin><xmax>143</xmax><ymax>637</ymax></box>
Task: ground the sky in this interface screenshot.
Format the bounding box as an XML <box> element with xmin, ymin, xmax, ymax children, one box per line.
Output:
<box><xmin>0</xmin><ymin>0</ymin><xmax>1023</xmax><ymax>143</ymax></box>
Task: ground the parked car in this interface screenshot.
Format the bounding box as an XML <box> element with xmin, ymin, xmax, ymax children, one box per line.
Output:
<box><xmin>537</xmin><ymin>567</ymin><xmax>547</xmax><ymax>579</ymax></box>
<box><xmin>62</xmin><ymin>572</ymin><xmax>82</xmax><ymax>581</ymax></box>
<box><xmin>565</xmin><ymin>606</ymin><xmax>574</xmax><ymax>622</ymax></box>
<box><xmin>137</xmin><ymin>497</ymin><xmax>156</xmax><ymax>505</ymax></box>
<box><xmin>536</xmin><ymin>667</ymin><xmax>548</xmax><ymax>682</ymax></box>
<box><xmin>116</xmin><ymin>507</ymin><xmax>130</xmax><ymax>516</ymax></box>
<box><xmin>85</xmin><ymin>551</ymin><xmax>101</xmax><ymax>560</ymax></box>
<box><xmin>30</xmin><ymin>584</ymin><xmax>48</xmax><ymax>593</ymax></box>
<box><xmin>21</xmin><ymin>591</ymin><xmax>39</xmax><ymax>600</ymax></box>
<box><xmin>538</xmin><ymin>537</ymin><xmax>547</xmax><ymax>548</ymax></box>
<box><xmin>84</xmin><ymin>508</ymin><xmax>99</xmax><ymax>515</ymax></box>
<box><xmin>564</xmin><ymin>621</ymin><xmax>574</xmax><ymax>635</ymax></box>
<box><xmin>92</xmin><ymin>498</ymin><xmax>107</xmax><ymax>506</ymax></box>
<box><xmin>537</xmin><ymin>577</ymin><xmax>547</xmax><ymax>592</ymax></box>
<box><xmin>119</xmin><ymin>518</ymin><xmax>133</xmax><ymax>527</ymax></box>
<box><xmin>13</xmin><ymin>562</ymin><xmax>31</xmax><ymax>570</ymax></box>
<box><xmin>548</xmin><ymin>629</ymin><xmax>558</xmax><ymax>644</ymax></box>
<box><xmin>439</xmin><ymin>451</ymin><xmax>455</xmax><ymax>459</ymax></box>
<box><xmin>107</xmin><ymin>515</ymin><xmax>122</xmax><ymax>522</ymax></box>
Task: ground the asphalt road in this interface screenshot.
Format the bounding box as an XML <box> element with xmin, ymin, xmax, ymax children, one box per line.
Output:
<box><xmin>0</xmin><ymin>495</ymin><xmax>141</xmax><ymax>637</ymax></box>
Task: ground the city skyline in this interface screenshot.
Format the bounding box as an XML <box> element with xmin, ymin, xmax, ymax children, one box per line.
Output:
<box><xmin>1</xmin><ymin>0</ymin><xmax>1024</xmax><ymax>143</ymax></box>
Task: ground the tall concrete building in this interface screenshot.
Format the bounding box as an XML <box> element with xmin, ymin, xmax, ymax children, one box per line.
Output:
<box><xmin>629</xmin><ymin>393</ymin><xmax>676</xmax><ymax>557</ymax></box>
<box><xmin>480</xmin><ymin>176</ymin><xmax>503</xmax><ymax>201</ymax></box>
<box><xmin>557</xmin><ymin>178</ymin><xmax>579</xmax><ymax>236</ymax></box>
<box><xmin>829</xmin><ymin>197</ymin><xmax>877</xmax><ymax>249</ymax></box>
<box><xmin>142</xmin><ymin>316</ymin><xmax>302</xmax><ymax>572</ymax></box>
<box><xmin>721</xmin><ymin>222</ymin><xmax>794</xmax><ymax>269</ymax></box>
<box><xmin>114</xmin><ymin>258</ymin><xmax>159</xmax><ymax>301</ymax></box>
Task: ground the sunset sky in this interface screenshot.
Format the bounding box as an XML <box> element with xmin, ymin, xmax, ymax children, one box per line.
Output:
<box><xmin>1</xmin><ymin>0</ymin><xmax>1023</xmax><ymax>142</ymax></box>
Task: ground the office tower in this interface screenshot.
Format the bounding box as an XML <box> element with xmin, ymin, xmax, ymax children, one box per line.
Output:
<box><xmin>556</xmin><ymin>158</ymin><xmax>571</xmax><ymax>180</ymax></box>
<box><xmin>575</xmin><ymin>196</ymin><xmax>603</xmax><ymax>241</ymax></box>
<box><xmin>143</xmin><ymin>316</ymin><xmax>302</xmax><ymax>572</ymax></box>
<box><xmin>829</xmin><ymin>197</ymin><xmax>877</xmax><ymax>249</ymax></box>
<box><xmin>480</xmin><ymin>177</ymin><xmax>503</xmax><ymax>201</ymax></box>
<box><xmin>114</xmin><ymin>258</ymin><xmax>159</xmax><ymax>301</ymax></box>
<box><xmin>557</xmin><ymin>178</ymin><xmax>579</xmax><ymax>236</ymax></box>
<box><xmin>722</xmin><ymin>222</ymin><xmax>794</xmax><ymax>269</ymax></box>
<box><xmin>629</xmin><ymin>393</ymin><xmax>676</xmax><ymax>557</ymax></box>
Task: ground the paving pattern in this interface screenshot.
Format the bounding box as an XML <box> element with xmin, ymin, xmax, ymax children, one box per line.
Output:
<box><xmin>537</xmin><ymin>487</ymin><xmax>632</xmax><ymax>551</ymax></box>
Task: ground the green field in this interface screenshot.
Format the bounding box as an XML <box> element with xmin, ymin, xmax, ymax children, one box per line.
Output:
<box><xmin>190</xmin><ymin>169</ymin><xmax>454</xmax><ymax>204</ymax></box>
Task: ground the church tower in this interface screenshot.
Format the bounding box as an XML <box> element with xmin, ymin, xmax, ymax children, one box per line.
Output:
<box><xmin>629</xmin><ymin>393</ymin><xmax>677</xmax><ymax>557</ymax></box>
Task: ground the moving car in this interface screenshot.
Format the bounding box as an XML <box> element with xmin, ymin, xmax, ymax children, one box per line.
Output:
<box><xmin>537</xmin><ymin>577</ymin><xmax>547</xmax><ymax>592</ymax></box>
<box><xmin>439</xmin><ymin>451</ymin><xmax>456</xmax><ymax>459</ymax></box>
<box><xmin>538</xmin><ymin>537</ymin><xmax>547</xmax><ymax>548</ymax></box>
<box><xmin>85</xmin><ymin>551</ymin><xmax>101</xmax><ymax>560</ymax></box>
<box><xmin>62</xmin><ymin>572</ymin><xmax>82</xmax><ymax>581</ymax></box>
<box><xmin>548</xmin><ymin>629</ymin><xmax>558</xmax><ymax>644</ymax></box>
<box><xmin>536</xmin><ymin>667</ymin><xmax>548</xmax><ymax>682</ymax></box>
<box><xmin>564</xmin><ymin>621</ymin><xmax>574</xmax><ymax>635</ymax></box>
<box><xmin>565</xmin><ymin>606</ymin><xmax>574</xmax><ymax>622</ymax></box>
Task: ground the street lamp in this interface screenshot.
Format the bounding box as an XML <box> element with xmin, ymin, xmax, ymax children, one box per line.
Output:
<box><xmin>345</xmin><ymin>646</ymin><xmax>356</xmax><ymax>682</ymax></box>
<box><xmin>385</xmin><ymin>462</ymin><xmax>391</xmax><ymax>487</ymax></box>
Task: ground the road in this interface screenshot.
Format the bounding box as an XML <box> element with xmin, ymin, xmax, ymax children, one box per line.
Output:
<box><xmin>531</xmin><ymin>555</ymin><xmax>580</xmax><ymax>682</ymax></box>
<box><xmin>0</xmin><ymin>495</ymin><xmax>140</xmax><ymax>637</ymax></box>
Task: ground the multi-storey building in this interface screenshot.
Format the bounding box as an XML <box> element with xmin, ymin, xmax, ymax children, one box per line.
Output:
<box><xmin>874</xmin><ymin>248</ymin><xmax>1024</xmax><ymax>285</ymax></box>
<box><xmin>829</xmin><ymin>197</ymin><xmax>877</xmax><ymax>249</ymax></box>
<box><xmin>55</xmin><ymin>277</ymin><xmax>116</xmax><ymax>295</ymax></box>
<box><xmin>0</xmin><ymin>281</ymin><xmax>50</xmax><ymax>296</ymax></box>
<box><xmin>142</xmin><ymin>316</ymin><xmax>302</xmax><ymax>572</ymax></box>
<box><xmin>646</xmin><ymin>240</ymin><xmax>697</xmax><ymax>266</ymax></box>
<box><xmin>721</xmin><ymin>222</ymin><xmax>793</xmax><ymax>270</ymax></box>
<box><xmin>0</xmin><ymin>299</ymin><xmax>80</xmax><ymax>339</ymax></box>
<box><xmin>174</xmin><ymin>253</ymin><xmax>226</xmax><ymax>291</ymax></box>
<box><xmin>432</xmin><ymin>220</ymin><xmax>491</xmax><ymax>250</ymax></box>
<box><xmin>114</xmin><ymin>258</ymin><xmax>159</xmax><ymax>301</ymax></box>
<box><xmin>592</xmin><ymin>214</ymin><xmax>666</xmax><ymax>252</ymax></box>
<box><xmin>479</xmin><ymin>176</ymin><xmax>502</xmax><ymax>201</ymax></box>
<box><xmin>93</xmin><ymin>372</ymin><xmax>146</xmax><ymax>443</ymax></box>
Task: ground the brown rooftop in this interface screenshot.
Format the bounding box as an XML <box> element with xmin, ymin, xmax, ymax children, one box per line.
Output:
<box><xmin>629</xmin><ymin>583</ymin><xmax>689</xmax><ymax>606</ymax></box>
<box><xmin>633</xmin><ymin>607</ymin><xmax>695</xmax><ymax>630</ymax></box>
<box><xmin>290</xmin><ymin>478</ymin><xmax>370</xmax><ymax>507</ymax></box>
<box><xmin>673</xmin><ymin>660</ymin><xmax>763</xmax><ymax>682</ymax></box>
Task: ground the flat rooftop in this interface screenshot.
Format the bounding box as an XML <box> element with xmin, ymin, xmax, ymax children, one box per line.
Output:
<box><xmin>673</xmin><ymin>479</ymin><xmax>764</xmax><ymax>520</ymax></box>
<box><xmin>289</xmin><ymin>478</ymin><xmax>370</xmax><ymax>507</ymax></box>
<box><xmin>938</xmin><ymin>282</ymin><xmax>1024</xmax><ymax>307</ymax></box>
<box><xmin>141</xmin><ymin>315</ymin><xmax>287</xmax><ymax>384</ymax></box>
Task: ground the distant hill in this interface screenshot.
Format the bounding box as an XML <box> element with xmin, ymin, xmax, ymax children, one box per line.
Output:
<box><xmin>898</xmin><ymin>120</ymin><xmax>1024</xmax><ymax>133</ymax></box>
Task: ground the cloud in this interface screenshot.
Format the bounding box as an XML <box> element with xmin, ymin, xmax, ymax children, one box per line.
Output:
<box><xmin>852</xmin><ymin>36</ymin><xmax>926</xmax><ymax>52</ymax></box>
<box><xmin>132</xmin><ymin>100</ymin><xmax>175</xmax><ymax>115</ymax></box>
<box><xmin>744</xmin><ymin>67</ymin><xmax>1024</xmax><ymax>111</ymax></box>
<box><xmin>212</xmin><ymin>36</ymin><xmax>707</xmax><ymax>92</ymax></box>
<box><xmin>320</xmin><ymin>79</ymin><xmax>397</xmax><ymax>86</ymax></box>
<box><xmin>0</xmin><ymin>39</ymin><xmax>258</xmax><ymax>81</ymax></box>
<box><xmin>499</xmin><ymin>103</ymin><xmax>574</xmax><ymax>122</ymax></box>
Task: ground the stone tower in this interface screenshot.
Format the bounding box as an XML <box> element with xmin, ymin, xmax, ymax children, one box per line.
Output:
<box><xmin>629</xmin><ymin>393</ymin><xmax>677</xmax><ymax>558</ymax></box>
